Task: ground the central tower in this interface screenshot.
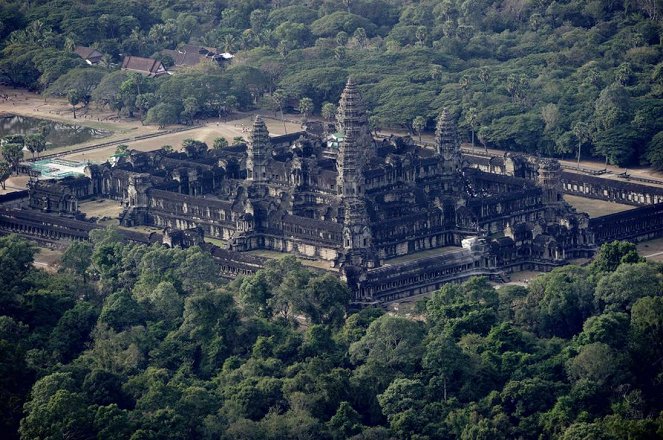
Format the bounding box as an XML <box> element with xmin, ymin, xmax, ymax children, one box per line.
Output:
<box><xmin>246</xmin><ymin>115</ymin><xmax>271</xmax><ymax>183</ymax></box>
<box><xmin>336</xmin><ymin>78</ymin><xmax>372</xmax><ymax>197</ymax></box>
<box><xmin>435</xmin><ymin>108</ymin><xmax>462</xmax><ymax>173</ymax></box>
<box><xmin>335</xmin><ymin>78</ymin><xmax>378</xmax><ymax>291</ymax></box>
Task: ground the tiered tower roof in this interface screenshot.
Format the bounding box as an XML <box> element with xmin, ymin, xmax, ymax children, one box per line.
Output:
<box><xmin>336</xmin><ymin>77</ymin><xmax>369</xmax><ymax>139</ymax></box>
<box><xmin>435</xmin><ymin>108</ymin><xmax>461</xmax><ymax>156</ymax></box>
<box><xmin>247</xmin><ymin>115</ymin><xmax>271</xmax><ymax>182</ymax></box>
<box><xmin>248</xmin><ymin>115</ymin><xmax>270</xmax><ymax>156</ymax></box>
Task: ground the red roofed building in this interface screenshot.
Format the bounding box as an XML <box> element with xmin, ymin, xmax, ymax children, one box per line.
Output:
<box><xmin>121</xmin><ymin>56</ymin><xmax>168</xmax><ymax>77</ymax></box>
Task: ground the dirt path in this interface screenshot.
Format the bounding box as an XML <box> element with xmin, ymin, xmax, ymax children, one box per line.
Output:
<box><xmin>65</xmin><ymin>114</ymin><xmax>304</xmax><ymax>162</ymax></box>
<box><xmin>2</xmin><ymin>85</ymin><xmax>661</xmax><ymax>185</ymax></box>
<box><xmin>0</xmin><ymin>175</ymin><xmax>30</xmax><ymax>195</ymax></box>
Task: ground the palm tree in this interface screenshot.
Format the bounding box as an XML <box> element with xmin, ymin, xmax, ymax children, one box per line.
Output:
<box><xmin>573</xmin><ymin>121</ymin><xmax>590</xmax><ymax>170</ymax></box>
<box><xmin>298</xmin><ymin>97</ymin><xmax>313</xmax><ymax>123</ymax></box>
<box><xmin>222</xmin><ymin>34</ymin><xmax>236</xmax><ymax>53</ymax></box>
<box><xmin>272</xmin><ymin>89</ymin><xmax>287</xmax><ymax>134</ymax></box>
<box><xmin>412</xmin><ymin>116</ymin><xmax>426</xmax><ymax>142</ymax></box>
<box><xmin>465</xmin><ymin>108</ymin><xmax>478</xmax><ymax>149</ymax></box>
<box><xmin>63</xmin><ymin>35</ymin><xmax>76</xmax><ymax>52</ymax></box>
<box><xmin>322</xmin><ymin>103</ymin><xmax>336</xmax><ymax>121</ymax></box>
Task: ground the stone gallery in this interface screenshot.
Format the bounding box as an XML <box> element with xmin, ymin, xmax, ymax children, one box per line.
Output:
<box><xmin>3</xmin><ymin>79</ymin><xmax>662</xmax><ymax>305</ymax></box>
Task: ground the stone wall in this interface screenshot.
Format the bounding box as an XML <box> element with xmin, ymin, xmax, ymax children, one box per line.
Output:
<box><xmin>589</xmin><ymin>202</ymin><xmax>663</xmax><ymax>244</ymax></box>
<box><xmin>561</xmin><ymin>172</ymin><xmax>663</xmax><ymax>206</ymax></box>
<box><xmin>464</xmin><ymin>153</ymin><xmax>663</xmax><ymax>206</ymax></box>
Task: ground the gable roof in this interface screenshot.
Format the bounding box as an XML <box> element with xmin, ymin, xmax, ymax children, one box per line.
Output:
<box><xmin>73</xmin><ymin>46</ymin><xmax>103</xmax><ymax>64</ymax></box>
<box><xmin>121</xmin><ymin>56</ymin><xmax>168</xmax><ymax>77</ymax></box>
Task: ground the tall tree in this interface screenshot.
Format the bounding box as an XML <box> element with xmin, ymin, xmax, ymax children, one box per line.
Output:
<box><xmin>0</xmin><ymin>161</ymin><xmax>11</xmax><ymax>190</ymax></box>
<box><xmin>272</xmin><ymin>89</ymin><xmax>288</xmax><ymax>134</ymax></box>
<box><xmin>412</xmin><ymin>116</ymin><xmax>426</xmax><ymax>142</ymax></box>
<box><xmin>299</xmin><ymin>96</ymin><xmax>314</xmax><ymax>123</ymax></box>
<box><xmin>465</xmin><ymin>107</ymin><xmax>479</xmax><ymax>149</ymax></box>
<box><xmin>572</xmin><ymin>121</ymin><xmax>591</xmax><ymax>169</ymax></box>
<box><xmin>1</xmin><ymin>136</ymin><xmax>24</xmax><ymax>174</ymax></box>
<box><xmin>24</xmin><ymin>133</ymin><xmax>45</xmax><ymax>160</ymax></box>
<box><xmin>67</xmin><ymin>89</ymin><xmax>81</xmax><ymax>119</ymax></box>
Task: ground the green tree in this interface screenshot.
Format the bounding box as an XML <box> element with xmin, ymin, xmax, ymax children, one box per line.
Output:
<box><xmin>594</xmin><ymin>262</ymin><xmax>661</xmax><ymax>312</ymax></box>
<box><xmin>135</xmin><ymin>93</ymin><xmax>157</xmax><ymax>123</ymax></box>
<box><xmin>645</xmin><ymin>131</ymin><xmax>663</xmax><ymax>170</ymax></box>
<box><xmin>182</xmin><ymin>97</ymin><xmax>199</xmax><ymax>125</ymax></box>
<box><xmin>182</xmin><ymin>139</ymin><xmax>207</xmax><ymax>159</ymax></box>
<box><xmin>590</xmin><ymin>241</ymin><xmax>643</xmax><ymax>274</ymax></box>
<box><xmin>523</xmin><ymin>266</ymin><xmax>595</xmax><ymax>338</ymax></box>
<box><xmin>23</xmin><ymin>133</ymin><xmax>46</xmax><ymax>160</ymax></box>
<box><xmin>46</xmin><ymin>67</ymin><xmax>105</xmax><ymax>108</ymax></box>
<box><xmin>426</xmin><ymin>277</ymin><xmax>498</xmax><ymax>338</ymax></box>
<box><xmin>412</xmin><ymin>115</ymin><xmax>426</xmax><ymax>142</ymax></box>
<box><xmin>60</xmin><ymin>241</ymin><xmax>93</xmax><ymax>284</ymax></box>
<box><xmin>19</xmin><ymin>373</ymin><xmax>94</xmax><ymax>440</ymax></box>
<box><xmin>145</xmin><ymin>103</ymin><xmax>179</xmax><ymax>128</ymax></box>
<box><xmin>377</xmin><ymin>378</ymin><xmax>426</xmax><ymax>437</ymax></box>
<box><xmin>321</xmin><ymin>102</ymin><xmax>336</xmax><ymax>126</ymax></box>
<box><xmin>272</xmin><ymin>89</ymin><xmax>288</xmax><ymax>134</ymax></box>
<box><xmin>213</xmin><ymin>137</ymin><xmax>229</xmax><ymax>150</ymax></box>
<box><xmin>299</xmin><ymin>96</ymin><xmax>314</xmax><ymax>122</ymax></box>
<box><xmin>566</xmin><ymin>343</ymin><xmax>626</xmax><ymax>386</ymax></box>
<box><xmin>572</xmin><ymin>121</ymin><xmax>591</xmax><ymax>169</ymax></box>
<box><xmin>592</xmin><ymin>83</ymin><xmax>631</xmax><ymax>165</ymax></box>
<box><xmin>67</xmin><ymin>88</ymin><xmax>82</xmax><ymax>119</ymax></box>
<box><xmin>423</xmin><ymin>334</ymin><xmax>467</xmax><ymax>401</ymax></box>
<box><xmin>630</xmin><ymin>296</ymin><xmax>663</xmax><ymax>382</ymax></box>
<box><xmin>1</xmin><ymin>136</ymin><xmax>24</xmax><ymax>174</ymax></box>
<box><xmin>349</xmin><ymin>315</ymin><xmax>424</xmax><ymax>387</ymax></box>
<box><xmin>327</xmin><ymin>401</ymin><xmax>362</xmax><ymax>439</ymax></box>
<box><xmin>0</xmin><ymin>161</ymin><xmax>11</xmax><ymax>190</ymax></box>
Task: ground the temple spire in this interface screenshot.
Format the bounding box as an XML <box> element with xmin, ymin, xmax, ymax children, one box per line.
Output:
<box><xmin>335</xmin><ymin>78</ymin><xmax>377</xmax><ymax>270</ymax></box>
<box><xmin>435</xmin><ymin>108</ymin><xmax>460</xmax><ymax>156</ymax></box>
<box><xmin>246</xmin><ymin>115</ymin><xmax>271</xmax><ymax>182</ymax></box>
<box><xmin>336</xmin><ymin>77</ymin><xmax>369</xmax><ymax>139</ymax></box>
<box><xmin>434</xmin><ymin>108</ymin><xmax>463</xmax><ymax>183</ymax></box>
<box><xmin>336</xmin><ymin>78</ymin><xmax>372</xmax><ymax>197</ymax></box>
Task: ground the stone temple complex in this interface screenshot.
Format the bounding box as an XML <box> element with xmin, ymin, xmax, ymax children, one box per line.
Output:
<box><xmin>3</xmin><ymin>78</ymin><xmax>663</xmax><ymax>305</ymax></box>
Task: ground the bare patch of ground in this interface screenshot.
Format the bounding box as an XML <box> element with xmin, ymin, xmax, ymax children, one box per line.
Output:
<box><xmin>0</xmin><ymin>175</ymin><xmax>30</xmax><ymax>194</ymax></box>
<box><xmin>64</xmin><ymin>115</ymin><xmax>304</xmax><ymax>163</ymax></box>
<box><xmin>564</xmin><ymin>194</ymin><xmax>635</xmax><ymax>218</ymax></box>
<box><xmin>78</xmin><ymin>199</ymin><xmax>123</xmax><ymax>224</ymax></box>
<box><xmin>383</xmin><ymin>246</ymin><xmax>463</xmax><ymax>265</ymax></box>
<box><xmin>638</xmin><ymin>237</ymin><xmax>663</xmax><ymax>263</ymax></box>
<box><xmin>244</xmin><ymin>249</ymin><xmax>333</xmax><ymax>270</ymax></box>
<box><xmin>33</xmin><ymin>246</ymin><xmax>63</xmax><ymax>273</ymax></box>
<box><xmin>203</xmin><ymin>236</ymin><xmax>228</xmax><ymax>248</ymax></box>
<box><xmin>0</xmin><ymin>86</ymin><xmax>153</xmax><ymax>157</ymax></box>
<box><xmin>499</xmin><ymin>270</ymin><xmax>542</xmax><ymax>287</ymax></box>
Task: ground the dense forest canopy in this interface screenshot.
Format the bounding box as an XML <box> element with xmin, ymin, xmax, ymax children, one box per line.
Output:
<box><xmin>1</xmin><ymin>233</ymin><xmax>663</xmax><ymax>439</ymax></box>
<box><xmin>0</xmin><ymin>0</ymin><xmax>661</xmax><ymax>167</ymax></box>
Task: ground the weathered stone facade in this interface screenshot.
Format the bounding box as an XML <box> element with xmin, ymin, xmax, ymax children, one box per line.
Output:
<box><xmin>97</xmin><ymin>79</ymin><xmax>592</xmax><ymax>303</ymax></box>
<box><xmin>7</xmin><ymin>78</ymin><xmax>630</xmax><ymax>304</ymax></box>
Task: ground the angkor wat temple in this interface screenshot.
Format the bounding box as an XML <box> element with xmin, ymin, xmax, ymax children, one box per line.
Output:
<box><xmin>3</xmin><ymin>79</ymin><xmax>663</xmax><ymax>304</ymax></box>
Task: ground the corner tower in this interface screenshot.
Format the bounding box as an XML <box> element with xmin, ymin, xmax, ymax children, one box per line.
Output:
<box><xmin>246</xmin><ymin>115</ymin><xmax>271</xmax><ymax>182</ymax></box>
<box><xmin>538</xmin><ymin>158</ymin><xmax>563</xmax><ymax>206</ymax></box>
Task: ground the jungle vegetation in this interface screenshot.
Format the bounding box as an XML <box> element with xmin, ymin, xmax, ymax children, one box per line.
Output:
<box><xmin>1</xmin><ymin>233</ymin><xmax>663</xmax><ymax>439</ymax></box>
<box><xmin>0</xmin><ymin>1</ymin><xmax>661</xmax><ymax>167</ymax></box>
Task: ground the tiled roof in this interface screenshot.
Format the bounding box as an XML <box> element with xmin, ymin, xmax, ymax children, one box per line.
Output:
<box><xmin>121</xmin><ymin>56</ymin><xmax>167</xmax><ymax>77</ymax></box>
<box><xmin>74</xmin><ymin>46</ymin><xmax>102</xmax><ymax>61</ymax></box>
